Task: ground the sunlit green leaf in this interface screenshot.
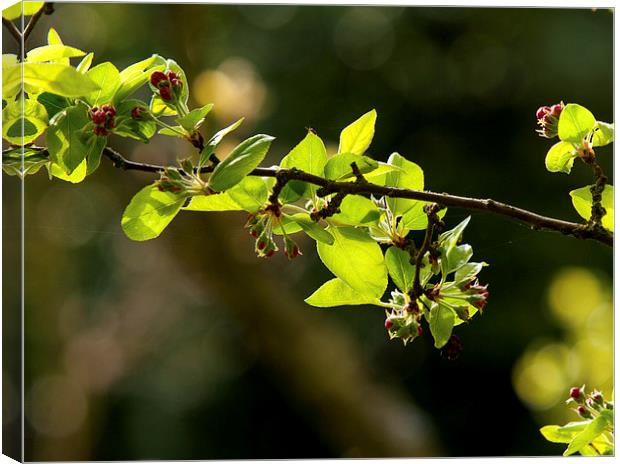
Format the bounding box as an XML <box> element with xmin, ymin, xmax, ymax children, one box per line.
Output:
<box><xmin>332</xmin><ymin>195</ymin><xmax>381</xmax><ymax>226</ymax></box>
<box><xmin>592</xmin><ymin>121</ymin><xmax>614</xmax><ymax>147</ymax></box>
<box><xmin>85</xmin><ymin>62</ymin><xmax>121</xmax><ymax>106</ymax></box>
<box><xmin>48</xmin><ymin>159</ymin><xmax>87</xmax><ymax>183</ymax></box>
<box><xmin>305</xmin><ymin>278</ymin><xmax>380</xmax><ymax>307</ymax></box>
<box><xmin>227</xmin><ymin>176</ymin><xmax>269</xmax><ymax>213</ymax></box>
<box><xmin>545</xmin><ymin>141</ymin><xmax>577</xmax><ymax>174</ymax></box>
<box><xmin>2</xmin><ymin>97</ymin><xmax>48</xmax><ymax>145</ymax></box>
<box><xmin>385</xmin><ymin>246</ymin><xmax>415</xmax><ymax>293</ymax></box>
<box><xmin>570</xmin><ymin>184</ymin><xmax>614</xmax><ymax>232</ymax></box>
<box><xmin>10</xmin><ymin>63</ymin><xmax>100</xmax><ymax>98</ymax></box>
<box><xmin>324</xmin><ymin>153</ymin><xmax>378</xmax><ymax>180</ymax></box>
<box><xmin>429</xmin><ymin>302</ymin><xmax>455</xmax><ymax>348</ymax></box>
<box><xmin>183</xmin><ymin>192</ymin><xmax>243</xmax><ymax>212</ymax></box>
<box><xmin>564</xmin><ymin>414</ymin><xmax>611</xmax><ymax>456</ymax></box>
<box><xmin>121</xmin><ymin>184</ymin><xmax>186</xmax><ymax>241</ymax></box>
<box><xmin>400</xmin><ymin>201</ymin><xmax>447</xmax><ymax>231</ymax></box>
<box><xmin>540</xmin><ymin>422</ymin><xmax>589</xmax><ymax>444</ymax></box>
<box><xmin>26</xmin><ymin>44</ymin><xmax>85</xmax><ymax>63</ymax></box>
<box><xmin>338</xmin><ymin>109</ymin><xmax>377</xmax><ymax>155</ymax></box>
<box><xmin>3</xmin><ymin>1</ymin><xmax>44</xmax><ymax>20</ymax></box>
<box><xmin>199</xmin><ymin>117</ymin><xmax>245</xmax><ymax>166</ymax></box>
<box><xmin>289</xmin><ymin>213</ymin><xmax>334</xmax><ymax>244</ymax></box>
<box><xmin>317</xmin><ymin>226</ymin><xmax>387</xmax><ymax>299</ymax></box>
<box><xmin>558</xmin><ymin>103</ymin><xmax>596</xmax><ymax>143</ymax></box>
<box><xmin>209</xmin><ymin>134</ymin><xmax>274</xmax><ymax>191</ymax></box>
<box><xmin>280</xmin><ymin>130</ymin><xmax>328</xmax><ymax>200</ymax></box>
<box><xmin>176</xmin><ymin>104</ymin><xmax>213</xmax><ymax>132</ymax></box>
<box><xmin>46</xmin><ymin>105</ymin><xmax>92</xmax><ymax>173</ymax></box>
<box><xmin>385</xmin><ymin>152</ymin><xmax>424</xmax><ymax>217</ymax></box>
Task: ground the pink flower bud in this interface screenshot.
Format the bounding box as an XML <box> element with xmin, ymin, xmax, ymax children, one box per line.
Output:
<box><xmin>91</xmin><ymin>109</ymin><xmax>106</xmax><ymax>125</ymax></box>
<box><xmin>536</xmin><ymin>106</ymin><xmax>550</xmax><ymax>120</ymax></box>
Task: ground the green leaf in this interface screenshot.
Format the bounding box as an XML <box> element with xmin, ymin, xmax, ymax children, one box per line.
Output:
<box><xmin>385</xmin><ymin>152</ymin><xmax>424</xmax><ymax>217</ymax></box>
<box><xmin>338</xmin><ymin>109</ymin><xmax>377</xmax><ymax>155</ymax></box>
<box><xmin>454</xmin><ymin>262</ymin><xmax>488</xmax><ymax>284</ymax></box>
<box><xmin>545</xmin><ymin>141</ymin><xmax>577</xmax><ymax>174</ymax></box>
<box><xmin>317</xmin><ymin>226</ymin><xmax>387</xmax><ymax>299</ymax></box>
<box><xmin>113</xmin><ymin>99</ymin><xmax>156</xmax><ymax>143</ymax></box>
<box><xmin>570</xmin><ymin>184</ymin><xmax>614</xmax><ymax>232</ymax></box>
<box><xmin>15</xmin><ymin>63</ymin><xmax>100</xmax><ymax>98</ymax></box>
<box><xmin>227</xmin><ymin>176</ymin><xmax>269</xmax><ymax>213</ymax></box>
<box><xmin>47</xmin><ymin>27</ymin><xmax>63</xmax><ymax>45</ymax></box>
<box><xmin>305</xmin><ymin>278</ymin><xmax>380</xmax><ymax>308</ymax></box>
<box><xmin>564</xmin><ymin>414</ymin><xmax>611</xmax><ymax>456</ymax></box>
<box><xmin>183</xmin><ymin>193</ymin><xmax>243</xmax><ymax>212</ymax></box>
<box><xmin>2</xmin><ymin>147</ymin><xmax>48</xmax><ymax>178</ymax></box>
<box><xmin>288</xmin><ymin>214</ymin><xmax>335</xmax><ymax>244</ymax></box>
<box><xmin>158</xmin><ymin>126</ymin><xmax>186</xmax><ymax>138</ymax></box>
<box><xmin>385</xmin><ymin>246</ymin><xmax>415</xmax><ymax>293</ymax></box>
<box><xmin>199</xmin><ymin>118</ymin><xmax>245</xmax><ymax>166</ymax></box>
<box><xmin>558</xmin><ymin>103</ymin><xmax>596</xmax><ymax>143</ymax></box>
<box><xmin>84</xmin><ymin>133</ymin><xmax>107</xmax><ymax>175</ymax></box>
<box><xmin>209</xmin><ymin>134</ymin><xmax>274</xmax><ymax>192</ymax></box>
<box><xmin>2</xmin><ymin>62</ymin><xmax>22</xmax><ymax>99</ymax></box>
<box><xmin>324</xmin><ymin>154</ymin><xmax>378</xmax><ymax>180</ymax></box>
<box><xmin>149</xmin><ymin>94</ymin><xmax>177</xmax><ymax>117</ymax></box>
<box><xmin>176</xmin><ymin>104</ymin><xmax>213</xmax><ymax>132</ymax></box>
<box><xmin>37</xmin><ymin>92</ymin><xmax>71</xmax><ymax>119</ymax></box>
<box><xmin>2</xmin><ymin>98</ymin><xmax>48</xmax><ymax>145</ymax></box>
<box><xmin>48</xmin><ymin>159</ymin><xmax>87</xmax><ymax>183</ymax></box>
<box><xmin>438</xmin><ymin>216</ymin><xmax>471</xmax><ymax>250</ymax></box>
<box><xmin>3</xmin><ymin>1</ymin><xmax>44</xmax><ymax>20</ymax></box>
<box><xmin>272</xmin><ymin>216</ymin><xmax>304</xmax><ymax>235</ymax></box>
<box><xmin>76</xmin><ymin>53</ymin><xmax>94</xmax><ymax>74</ymax></box>
<box><xmin>46</xmin><ymin>105</ymin><xmax>92</xmax><ymax>173</ymax></box>
<box><xmin>115</xmin><ymin>55</ymin><xmax>163</xmax><ymax>103</ymax></box>
<box><xmin>85</xmin><ymin>62</ymin><xmax>121</xmax><ymax>106</ymax></box>
<box><xmin>26</xmin><ymin>44</ymin><xmax>85</xmax><ymax>63</ymax></box>
<box><xmin>332</xmin><ymin>195</ymin><xmax>381</xmax><ymax>226</ymax></box>
<box><xmin>400</xmin><ymin>201</ymin><xmax>447</xmax><ymax>231</ymax></box>
<box><xmin>442</xmin><ymin>244</ymin><xmax>473</xmax><ymax>275</ymax></box>
<box><xmin>540</xmin><ymin>422</ymin><xmax>589</xmax><ymax>444</ymax></box>
<box><xmin>121</xmin><ymin>185</ymin><xmax>186</xmax><ymax>241</ymax></box>
<box><xmin>592</xmin><ymin>121</ymin><xmax>614</xmax><ymax>147</ymax></box>
<box><xmin>429</xmin><ymin>302</ymin><xmax>455</xmax><ymax>348</ymax></box>
<box><xmin>280</xmin><ymin>131</ymin><xmax>328</xmax><ymax>200</ymax></box>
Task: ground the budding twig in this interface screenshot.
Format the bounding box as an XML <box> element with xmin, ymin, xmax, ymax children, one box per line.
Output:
<box><xmin>3</xmin><ymin>144</ymin><xmax>612</xmax><ymax>246</ymax></box>
<box><xmin>409</xmin><ymin>203</ymin><xmax>443</xmax><ymax>300</ymax></box>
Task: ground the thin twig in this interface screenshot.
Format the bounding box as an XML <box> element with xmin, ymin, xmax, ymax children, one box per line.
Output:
<box><xmin>2</xmin><ymin>17</ymin><xmax>22</xmax><ymax>44</ymax></box>
<box><xmin>23</xmin><ymin>3</ymin><xmax>47</xmax><ymax>42</ymax></box>
<box><xmin>410</xmin><ymin>203</ymin><xmax>442</xmax><ymax>300</ymax></box>
<box><xmin>2</xmin><ymin>145</ymin><xmax>613</xmax><ymax>247</ymax></box>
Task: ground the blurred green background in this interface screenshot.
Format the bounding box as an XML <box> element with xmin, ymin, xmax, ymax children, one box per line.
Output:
<box><xmin>2</xmin><ymin>4</ymin><xmax>613</xmax><ymax>460</ymax></box>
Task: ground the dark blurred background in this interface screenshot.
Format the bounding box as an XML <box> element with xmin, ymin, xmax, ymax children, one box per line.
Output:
<box><xmin>2</xmin><ymin>4</ymin><xmax>613</xmax><ymax>460</ymax></box>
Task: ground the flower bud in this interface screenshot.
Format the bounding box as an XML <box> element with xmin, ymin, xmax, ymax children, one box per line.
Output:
<box><xmin>591</xmin><ymin>391</ymin><xmax>604</xmax><ymax>406</ymax></box>
<box><xmin>131</xmin><ymin>106</ymin><xmax>144</xmax><ymax>119</ymax></box>
<box><xmin>569</xmin><ymin>386</ymin><xmax>585</xmax><ymax>403</ymax></box>
<box><xmin>90</xmin><ymin>109</ymin><xmax>106</xmax><ymax>125</ymax></box>
<box><xmin>536</xmin><ymin>106</ymin><xmax>550</xmax><ymax>120</ymax></box>
<box><xmin>93</xmin><ymin>126</ymin><xmax>108</xmax><ymax>137</ymax></box>
<box><xmin>440</xmin><ymin>334</ymin><xmax>463</xmax><ymax>361</ymax></box>
<box><xmin>150</xmin><ymin>71</ymin><xmax>167</xmax><ymax>87</ymax></box>
<box><xmin>159</xmin><ymin>86</ymin><xmax>172</xmax><ymax>101</ymax></box>
<box><xmin>576</xmin><ymin>405</ymin><xmax>592</xmax><ymax>419</ymax></box>
<box><xmin>384</xmin><ymin>318</ymin><xmax>393</xmax><ymax>330</ymax></box>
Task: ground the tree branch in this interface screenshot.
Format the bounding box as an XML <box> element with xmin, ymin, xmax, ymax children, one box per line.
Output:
<box><xmin>4</xmin><ymin>145</ymin><xmax>613</xmax><ymax>247</ymax></box>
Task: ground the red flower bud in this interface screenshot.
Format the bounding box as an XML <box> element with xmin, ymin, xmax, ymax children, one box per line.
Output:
<box><xmin>570</xmin><ymin>387</ymin><xmax>583</xmax><ymax>400</ymax></box>
<box><xmin>101</xmin><ymin>104</ymin><xmax>116</xmax><ymax>117</ymax></box>
<box><xmin>93</xmin><ymin>126</ymin><xmax>108</xmax><ymax>137</ymax></box>
<box><xmin>257</xmin><ymin>241</ymin><xmax>266</xmax><ymax>250</ymax></box>
<box><xmin>91</xmin><ymin>110</ymin><xmax>106</xmax><ymax>125</ymax></box>
<box><xmin>536</xmin><ymin>106</ymin><xmax>550</xmax><ymax>120</ymax></box>
<box><xmin>576</xmin><ymin>405</ymin><xmax>592</xmax><ymax>418</ymax></box>
<box><xmin>167</xmin><ymin>71</ymin><xmax>177</xmax><ymax>80</ymax></box>
<box><xmin>131</xmin><ymin>107</ymin><xmax>143</xmax><ymax>119</ymax></box>
<box><xmin>150</xmin><ymin>71</ymin><xmax>167</xmax><ymax>87</ymax></box>
<box><xmin>265</xmin><ymin>249</ymin><xmax>276</xmax><ymax>257</ymax></box>
<box><xmin>417</xmin><ymin>325</ymin><xmax>423</xmax><ymax>336</ymax></box>
<box><xmin>159</xmin><ymin>86</ymin><xmax>172</xmax><ymax>101</ymax></box>
<box><xmin>550</xmin><ymin>103</ymin><xmax>563</xmax><ymax>118</ymax></box>
<box><xmin>384</xmin><ymin>319</ymin><xmax>393</xmax><ymax>330</ymax></box>
<box><xmin>104</xmin><ymin>118</ymin><xmax>115</xmax><ymax>129</ymax></box>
